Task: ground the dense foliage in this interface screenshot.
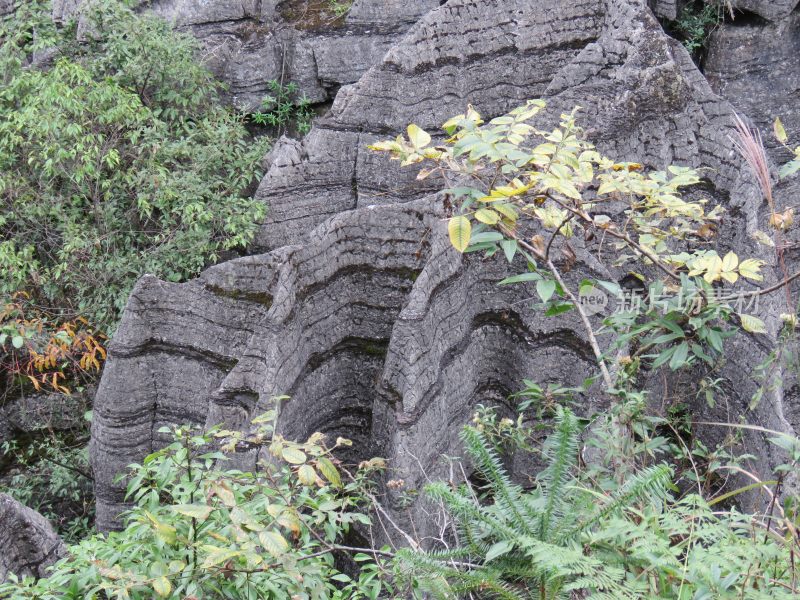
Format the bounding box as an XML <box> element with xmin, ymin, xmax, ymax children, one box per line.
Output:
<box><xmin>0</xmin><ymin>0</ymin><xmax>268</xmax><ymax>354</ymax></box>
<box><xmin>0</xmin><ymin>404</ymin><xmax>391</xmax><ymax>599</ymax></box>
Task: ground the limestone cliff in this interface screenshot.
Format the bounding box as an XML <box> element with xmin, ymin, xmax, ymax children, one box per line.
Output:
<box><xmin>90</xmin><ymin>0</ymin><xmax>800</xmax><ymax>533</ymax></box>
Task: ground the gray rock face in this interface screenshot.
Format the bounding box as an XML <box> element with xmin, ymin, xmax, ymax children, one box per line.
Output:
<box><xmin>706</xmin><ymin>11</ymin><xmax>800</xmax><ymax>161</ymax></box>
<box><xmin>92</xmin><ymin>0</ymin><xmax>799</xmax><ymax>532</ymax></box>
<box><xmin>729</xmin><ymin>0</ymin><xmax>799</xmax><ymax>22</ymax></box>
<box><xmin>704</xmin><ymin>3</ymin><xmax>800</xmax><ymax>433</ymax></box>
<box><xmin>147</xmin><ymin>0</ymin><xmax>442</xmax><ymax>109</ymax></box>
<box><xmin>0</xmin><ymin>0</ymin><xmax>15</xmax><ymax>17</ymax></box>
<box><xmin>0</xmin><ymin>494</ymin><xmax>65</xmax><ymax>583</ymax></box>
<box><xmin>0</xmin><ymin>391</ymin><xmax>90</xmax><ymax>449</ymax></box>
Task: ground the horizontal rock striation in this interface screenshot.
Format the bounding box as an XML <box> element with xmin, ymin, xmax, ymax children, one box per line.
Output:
<box><xmin>93</xmin><ymin>0</ymin><xmax>799</xmax><ymax>532</ymax></box>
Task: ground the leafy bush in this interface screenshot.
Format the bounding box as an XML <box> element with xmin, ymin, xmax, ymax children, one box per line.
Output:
<box><xmin>0</xmin><ymin>0</ymin><xmax>269</xmax><ymax>336</ymax></box>
<box><xmin>396</xmin><ymin>407</ymin><xmax>800</xmax><ymax>599</ymax></box>
<box><xmin>0</xmin><ymin>404</ymin><xmax>392</xmax><ymax>599</ymax></box>
<box><xmin>253</xmin><ymin>80</ymin><xmax>316</xmax><ymax>137</ymax></box>
<box><xmin>672</xmin><ymin>1</ymin><xmax>723</xmax><ymax>57</ymax></box>
<box><xmin>1</xmin><ymin>294</ymin><xmax>106</xmax><ymax>397</ymax></box>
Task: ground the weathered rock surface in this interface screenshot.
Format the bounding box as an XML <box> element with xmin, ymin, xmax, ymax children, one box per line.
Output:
<box><xmin>92</xmin><ymin>0</ymin><xmax>799</xmax><ymax>533</ymax></box>
<box><xmin>704</xmin><ymin>3</ymin><xmax>800</xmax><ymax>431</ymax></box>
<box><xmin>0</xmin><ymin>494</ymin><xmax>65</xmax><ymax>583</ymax></box>
<box><xmin>50</xmin><ymin>0</ymin><xmax>439</xmax><ymax>109</ymax></box>
<box><xmin>137</xmin><ymin>0</ymin><xmax>441</xmax><ymax>109</ymax></box>
<box><xmin>729</xmin><ymin>0</ymin><xmax>799</xmax><ymax>22</ymax></box>
<box><xmin>0</xmin><ymin>391</ymin><xmax>90</xmax><ymax>450</ymax></box>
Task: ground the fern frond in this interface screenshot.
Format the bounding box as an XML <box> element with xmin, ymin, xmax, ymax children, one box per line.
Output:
<box><xmin>538</xmin><ymin>407</ymin><xmax>581</xmax><ymax>541</ymax></box>
<box><xmin>425</xmin><ymin>481</ymin><xmax>518</xmax><ymax>540</ymax></box>
<box><xmin>460</xmin><ymin>426</ymin><xmax>537</xmax><ymax>534</ymax></box>
<box><xmin>565</xmin><ymin>464</ymin><xmax>672</xmax><ymax>540</ymax></box>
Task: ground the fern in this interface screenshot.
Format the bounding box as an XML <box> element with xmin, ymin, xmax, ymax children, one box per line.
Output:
<box><xmin>537</xmin><ymin>406</ymin><xmax>580</xmax><ymax>541</ymax></box>
<box><xmin>396</xmin><ymin>407</ymin><xmax>799</xmax><ymax>599</ymax></box>
<box><xmin>460</xmin><ymin>426</ymin><xmax>538</xmax><ymax>534</ymax></box>
<box><xmin>563</xmin><ymin>463</ymin><xmax>673</xmax><ymax>540</ymax></box>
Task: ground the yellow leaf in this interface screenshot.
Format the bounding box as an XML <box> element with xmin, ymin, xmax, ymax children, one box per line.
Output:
<box><xmin>448</xmin><ymin>215</ymin><xmax>472</xmax><ymax>253</ymax></box>
<box><xmin>738</xmin><ymin>258</ymin><xmax>765</xmax><ymax>281</ymax></box>
<box><xmin>474</xmin><ymin>208</ymin><xmax>500</xmax><ymax>225</ymax></box>
<box><xmin>145</xmin><ymin>511</ymin><xmax>177</xmax><ymax>544</ymax></box>
<box><xmin>277</xmin><ymin>512</ymin><xmax>303</xmax><ymax>535</ymax></box>
<box><xmin>752</xmin><ymin>230</ymin><xmax>775</xmax><ymax>247</ymax></box>
<box><xmin>721</xmin><ymin>252</ymin><xmax>738</xmax><ymax>272</ymax></box>
<box><xmin>172</xmin><ymin>503</ymin><xmax>213</xmax><ymax>520</ymax></box>
<box><xmin>212</xmin><ymin>482</ymin><xmax>236</xmax><ymax>507</ymax></box>
<box><xmin>703</xmin><ymin>255</ymin><xmax>723</xmax><ymax>283</ymax></box>
<box><xmin>740</xmin><ymin>313</ymin><xmax>766</xmax><ymax>334</ymax></box>
<box><xmin>281</xmin><ymin>446</ymin><xmax>307</xmax><ymax>465</ymax></box>
<box><xmin>775</xmin><ymin>117</ymin><xmax>788</xmax><ymax>144</ymax></box>
<box><xmin>200</xmin><ymin>546</ymin><xmax>240</xmax><ymax>568</ymax></box>
<box><xmin>297</xmin><ymin>464</ymin><xmax>318</xmax><ymax>486</ymax></box>
<box><xmin>720</xmin><ymin>252</ymin><xmax>739</xmax><ymax>283</ymax></box>
<box><xmin>153</xmin><ymin>577</ymin><xmax>171</xmax><ymax>597</ymax></box>
<box><xmin>258</xmin><ymin>530</ymin><xmax>289</xmax><ymax>557</ymax></box>
<box><xmin>407</xmin><ymin>124</ymin><xmax>431</xmax><ymax>150</ymax></box>
<box><xmin>316</xmin><ymin>456</ymin><xmax>342</xmax><ymax>488</ymax></box>
<box><xmin>492</xmin><ymin>203</ymin><xmax>518</xmax><ymax>223</ymax></box>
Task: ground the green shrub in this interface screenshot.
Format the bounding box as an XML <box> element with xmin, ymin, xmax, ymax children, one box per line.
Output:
<box><xmin>0</xmin><ymin>0</ymin><xmax>269</xmax><ymax>334</ymax></box>
<box><xmin>0</xmin><ymin>405</ymin><xmax>391</xmax><ymax>599</ymax></box>
<box><xmin>396</xmin><ymin>407</ymin><xmax>800</xmax><ymax>599</ymax></box>
<box><xmin>253</xmin><ymin>80</ymin><xmax>316</xmax><ymax>137</ymax></box>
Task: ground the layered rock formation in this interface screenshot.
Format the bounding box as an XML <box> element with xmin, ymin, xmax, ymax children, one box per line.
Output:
<box><xmin>0</xmin><ymin>494</ymin><xmax>65</xmax><ymax>583</ymax></box>
<box><xmin>107</xmin><ymin>0</ymin><xmax>440</xmax><ymax>109</ymax></box>
<box><xmin>92</xmin><ymin>0</ymin><xmax>799</xmax><ymax>533</ymax></box>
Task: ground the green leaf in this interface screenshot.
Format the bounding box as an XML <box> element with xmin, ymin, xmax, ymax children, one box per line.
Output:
<box><xmin>448</xmin><ymin>216</ymin><xmax>472</xmax><ymax>253</ymax></box>
<box><xmin>281</xmin><ymin>447</ymin><xmax>307</xmax><ymax>465</ymax></box>
<box><xmin>500</xmin><ymin>239</ymin><xmax>517</xmax><ymax>263</ymax></box>
<box><xmin>536</xmin><ymin>279</ymin><xmax>556</xmax><ymax>302</ymax></box>
<box><xmin>669</xmin><ymin>342</ymin><xmax>689</xmax><ymax>370</ymax></box>
<box><xmin>470</xmin><ymin>231</ymin><xmax>504</xmax><ymax>243</ymax></box>
<box><xmin>650</xmin><ymin>346</ymin><xmax>676</xmax><ymax>369</ymax></box>
<box><xmin>485</xmin><ymin>540</ymin><xmax>513</xmax><ymax>562</ymax></box>
<box><xmin>739</xmin><ymin>313</ymin><xmax>766</xmax><ymax>334</ymax></box>
<box><xmin>317</xmin><ymin>456</ymin><xmax>342</xmax><ymax>487</ymax></box>
<box><xmin>11</xmin><ymin>335</ymin><xmax>24</xmax><ymax>349</ymax></box>
<box><xmin>545</xmin><ymin>302</ymin><xmax>573</xmax><ymax>317</ymax></box>
<box><xmin>499</xmin><ymin>272</ymin><xmax>541</xmax><ymax>285</ymax></box>
<box><xmin>258</xmin><ymin>530</ymin><xmax>289</xmax><ymax>557</ymax></box>
<box><xmin>780</xmin><ymin>160</ymin><xmax>800</xmax><ymax>180</ymax></box>
<box><xmin>172</xmin><ymin>504</ymin><xmax>213</xmax><ymax>520</ymax></box>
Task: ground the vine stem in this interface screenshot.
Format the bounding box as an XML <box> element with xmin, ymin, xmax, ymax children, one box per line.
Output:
<box><xmin>545</xmin><ymin>258</ymin><xmax>613</xmax><ymax>390</ymax></box>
